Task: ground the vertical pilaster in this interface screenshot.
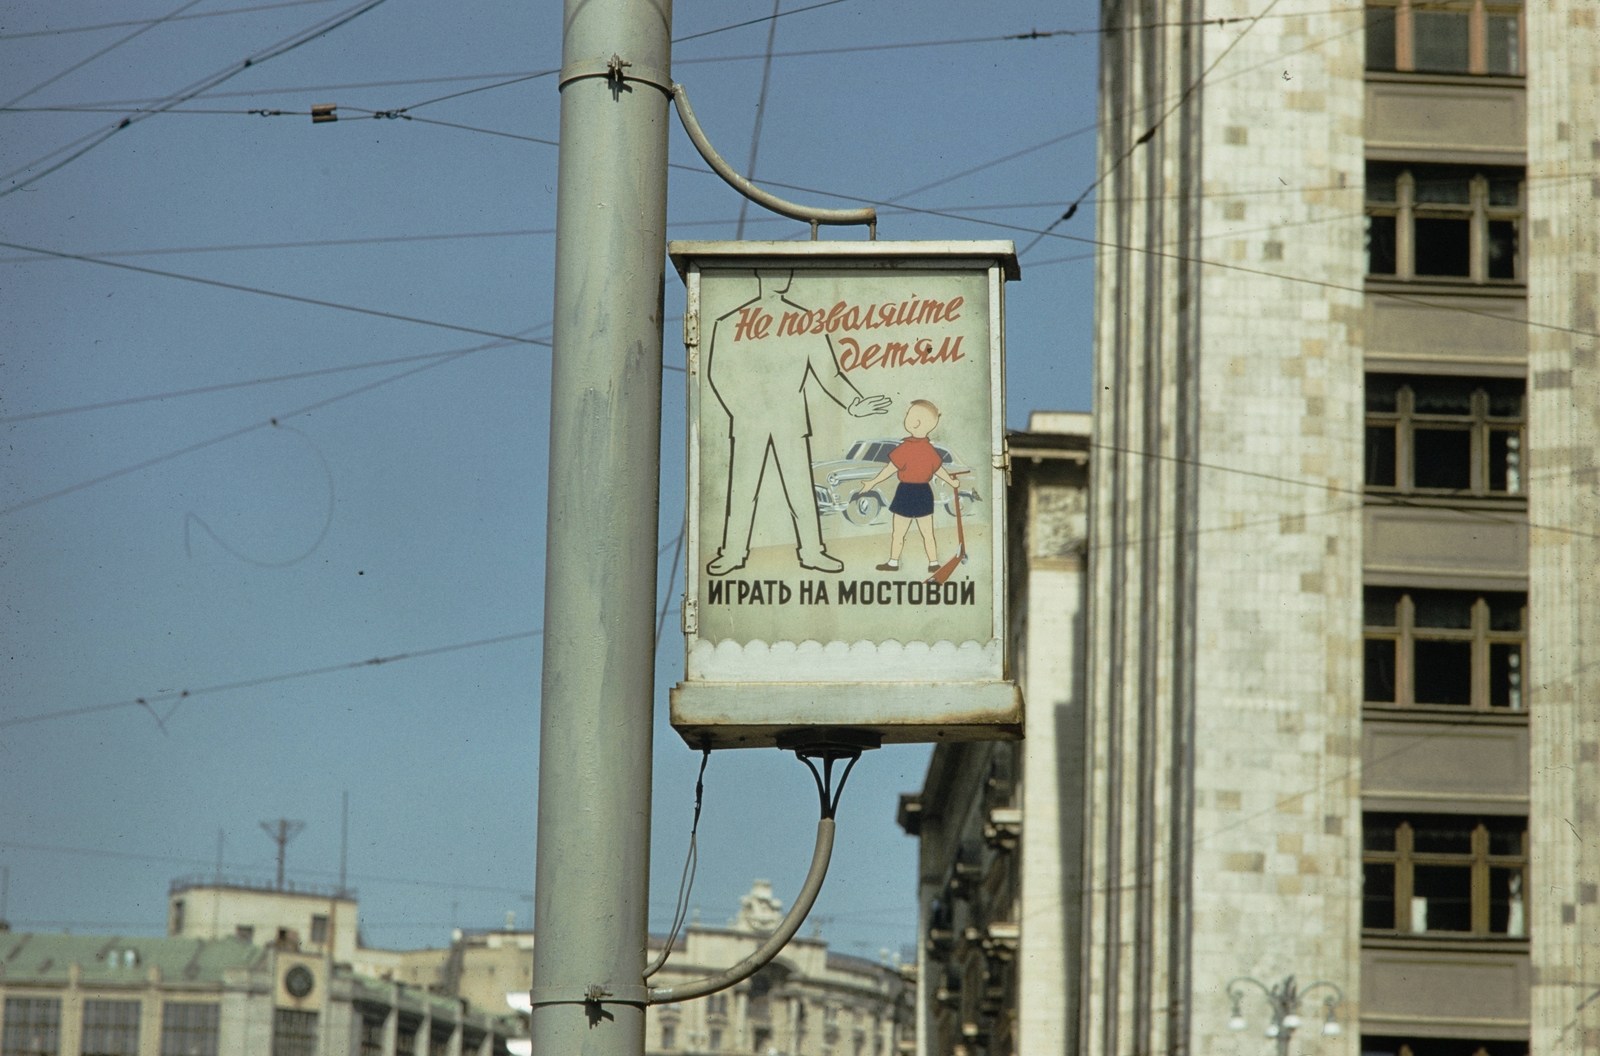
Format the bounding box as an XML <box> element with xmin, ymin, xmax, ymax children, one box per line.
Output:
<box><xmin>1525</xmin><ymin>2</ymin><xmax>1600</xmax><ymax>1052</ymax></box>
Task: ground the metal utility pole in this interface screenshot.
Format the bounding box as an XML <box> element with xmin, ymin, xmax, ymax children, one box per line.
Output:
<box><xmin>260</xmin><ymin>819</ymin><xmax>305</xmax><ymax>890</ymax></box>
<box><xmin>529</xmin><ymin>0</ymin><xmax>670</xmax><ymax>1051</ymax></box>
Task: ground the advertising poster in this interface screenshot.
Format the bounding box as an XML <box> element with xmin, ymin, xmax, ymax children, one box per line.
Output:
<box><xmin>669</xmin><ymin>241</ymin><xmax>1020</xmax><ymax>745</ymax></box>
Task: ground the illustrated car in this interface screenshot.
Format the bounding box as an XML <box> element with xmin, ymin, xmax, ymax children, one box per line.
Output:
<box><xmin>812</xmin><ymin>439</ymin><xmax>980</xmax><ymax>525</ymax></box>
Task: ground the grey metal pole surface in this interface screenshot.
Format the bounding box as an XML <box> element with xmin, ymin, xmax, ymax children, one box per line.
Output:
<box><xmin>530</xmin><ymin>0</ymin><xmax>671</xmax><ymax>1051</ymax></box>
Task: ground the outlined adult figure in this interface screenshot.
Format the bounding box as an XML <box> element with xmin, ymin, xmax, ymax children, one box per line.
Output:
<box><xmin>705</xmin><ymin>268</ymin><xmax>891</xmax><ymax>575</ymax></box>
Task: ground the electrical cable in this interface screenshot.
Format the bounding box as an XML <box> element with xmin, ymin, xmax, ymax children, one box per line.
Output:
<box><xmin>642</xmin><ymin>745</ymin><xmax>711</xmax><ymax>980</ymax></box>
<box><xmin>0</xmin><ymin>0</ymin><xmax>341</xmax><ymax>42</ymax></box>
<box><xmin>0</xmin><ymin>238</ymin><xmax>553</xmax><ymax>348</ymax></box>
<box><xmin>0</xmin><ymin>629</ymin><xmax>542</xmax><ymax>730</ymax></box>
<box><xmin>1</xmin><ymin>0</ymin><xmax>208</xmax><ymax>111</ymax></box>
<box><xmin>672</xmin><ymin>0</ymin><xmax>854</xmax><ymax>44</ymax></box>
<box><xmin>0</xmin><ymin>338</ymin><xmax>502</xmax><ymax>518</ymax></box>
<box><xmin>656</xmin><ymin>516</ymin><xmax>687</xmax><ymax>647</ymax></box>
<box><xmin>1019</xmin><ymin>0</ymin><xmax>1286</xmax><ymax>256</ymax></box>
<box><xmin>734</xmin><ymin>0</ymin><xmax>785</xmax><ymax>240</ymax></box>
<box><xmin>0</xmin><ymin>0</ymin><xmax>394</xmax><ymax>201</ymax></box>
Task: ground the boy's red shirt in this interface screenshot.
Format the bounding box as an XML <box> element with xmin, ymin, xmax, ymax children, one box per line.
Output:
<box><xmin>889</xmin><ymin>436</ymin><xmax>943</xmax><ymax>484</ymax></box>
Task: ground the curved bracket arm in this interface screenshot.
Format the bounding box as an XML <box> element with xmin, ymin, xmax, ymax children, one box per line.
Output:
<box><xmin>646</xmin><ymin>817</ymin><xmax>835</xmax><ymax>1005</ymax></box>
<box><xmin>671</xmin><ymin>83</ymin><xmax>877</xmax><ymax>235</ymax></box>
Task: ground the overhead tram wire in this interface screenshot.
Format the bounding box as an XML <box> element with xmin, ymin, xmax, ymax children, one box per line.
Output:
<box><xmin>1020</xmin><ymin>0</ymin><xmax>1287</xmax><ymax>256</ymax></box>
<box><xmin>0</xmin><ymin>331</ymin><xmax>525</xmax><ymax>518</ymax></box>
<box><xmin>0</xmin><ymin>629</ymin><xmax>542</xmax><ymax>731</ymax></box>
<box><xmin>0</xmin><ymin>239</ymin><xmax>552</xmax><ymax>349</ymax></box>
<box><xmin>0</xmin><ymin>0</ymin><xmax>394</xmax><ymax>201</ymax></box>
<box><xmin>1</xmin><ymin>0</ymin><xmax>208</xmax><ymax>110</ymax></box>
<box><xmin>0</xmin><ymin>0</ymin><xmax>341</xmax><ymax>41</ymax></box>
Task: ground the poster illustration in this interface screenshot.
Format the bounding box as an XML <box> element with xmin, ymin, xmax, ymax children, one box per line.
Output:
<box><xmin>695</xmin><ymin>264</ymin><xmax>992</xmax><ymax>648</ymax></box>
<box><xmin>670</xmin><ymin>241</ymin><xmax>1019</xmax><ymax>745</ymax></box>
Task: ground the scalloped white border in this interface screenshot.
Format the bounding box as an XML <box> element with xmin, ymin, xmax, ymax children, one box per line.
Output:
<box><xmin>687</xmin><ymin>637</ymin><xmax>1003</xmax><ymax>682</ymax></box>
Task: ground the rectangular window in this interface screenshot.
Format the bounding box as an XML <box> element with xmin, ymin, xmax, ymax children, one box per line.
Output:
<box><xmin>1363</xmin><ymin>814</ymin><xmax>1528</xmax><ymax>937</ymax></box>
<box><xmin>235</xmin><ymin>925</ymin><xmax>254</xmax><ymax>943</ymax></box>
<box><xmin>82</xmin><ymin>1001</ymin><xmax>140</xmax><ymax>1056</ymax></box>
<box><xmin>1362</xmin><ymin>587</ymin><xmax>1526</xmax><ymax>710</ymax></box>
<box><xmin>310</xmin><ymin>915</ymin><xmax>329</xmax><ymax>944</ymax></box>
<box><xmin>171</xmin><ymin>899</ymin><xmax>186</xmax><ymax>935</ymax></box>
<box><xmin>1364</xmin><ymin>374</ymin><xmax>1526</xmax><ymax>495</ymax></box>
<box><xmin>1365</xmin><ymin>2</ymin><xmax>1523</xmax><ymax>74</ymax></box>
<box><xmin>1365</xmin><ymin>163</ymin><xmax>1524</xmax><ymax>283</ymax></box>
<box><xmin>272</xmin><ymin>1009</ymin><xmax>318</xmax><ymax>1056</ymax></box>
<box><xmin>161</xmin><ymin>1003</ymin><xmax>221</xmax><ymax>1056</ymax></box>
<box><xmin>359</xmin><ymin>1012</ymin><xmax>386</xmax><ymax>1056</ymax></box>
<box><xmin>1361</xmin><ymin>1037</ymin><xmax>1530</xmax><ymax>1056</ymax></box>
<box><xmin>396</xmin><ymin>1016</ymin><xmax>421</xmax><ymax>1056</ymax></box>
<box><xmin>661</xmin><ymin>1022</ymin><xmax>677</xmax><ymax>1050</ymax></box>
<box><xmin>2</xmin><ymin>998</ymin><xmax>61</xmax><ymax>1056</ymax></box>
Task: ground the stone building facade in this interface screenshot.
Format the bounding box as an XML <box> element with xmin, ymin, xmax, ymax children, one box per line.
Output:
<box><xmin>900</xmin><ymin>1</ymin><xmax>1599</xmax><ymax>1053</ymax></box>
<box><xmin>0</xmin><ymin>931</ymin><xmax>518</xmax><ymax>1056</ymax></box>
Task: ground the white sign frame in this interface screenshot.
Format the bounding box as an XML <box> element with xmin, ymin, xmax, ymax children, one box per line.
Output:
<box><xmin>668</xmin><ymin>240</ymin><xmax>1021</xmax><ymax>748</ymax></box>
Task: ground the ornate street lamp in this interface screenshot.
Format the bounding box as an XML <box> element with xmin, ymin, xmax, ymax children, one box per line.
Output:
<box><xmin>1226</xmin><ymin>975</ymin><xmax>1344</xmax><ymax>1056</ymax></box>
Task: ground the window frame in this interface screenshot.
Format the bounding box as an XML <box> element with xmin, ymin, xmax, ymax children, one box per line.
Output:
<box><xmin>1365</xmin><ymin>377</ymin><xmax>1526</xmax><ymax>496</ymax></box>
<box><xmin>160</xmin><ymin>1003</ymin><xmax>220</xmax><ymax>1056</ymax></box>
<box><xmin>81</xmin><ymin>1000</ymin><xmax>141</xmax><ymax>1056</ymax></box>
<box><xmin>1363</xmin><ymin>814</ymin><xmax>1529</xmax><ymax>938</ymax></box>
<box><xmin>1366</xmin><ymin>0</ymin><xmax>1524</xmax><ymax>76</ymax></box>
<box><xmin>1366</xmin><ymin>166</ymin><xmax>1524</xmax><ymax>283</ymax></box>
<box><xmin>2</xmin><ymin>997</ymin><xmax>62</xmax><ymax>1056</ymax></box>
<box><xmin>1363</xmin><ymin>590</ymin><xmax>1526</xmax><ymax>711</ymax></box>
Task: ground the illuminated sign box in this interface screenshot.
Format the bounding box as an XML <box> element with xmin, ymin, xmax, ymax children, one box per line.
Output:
<box><xmin>667</xmin><ymin>240</ymin><xmax>1021</xmax><ymax>748</ymax></box>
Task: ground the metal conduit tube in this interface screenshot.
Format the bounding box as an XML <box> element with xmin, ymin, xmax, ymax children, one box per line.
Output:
<box><xmin>646</xmin><ymin>817</ymin><xmax>836</xmax><ymax>1004</ymax></box>
<box><xmin>670</xmin><ymin>83</ymin><xmax>877</xmax><ymax>229</ymax></box>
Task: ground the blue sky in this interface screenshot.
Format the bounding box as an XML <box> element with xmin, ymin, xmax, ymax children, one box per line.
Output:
<box><xmin>0</xmin><ymin>0</ymin><xmax>1098</xmax><ymax>961</ymax></box>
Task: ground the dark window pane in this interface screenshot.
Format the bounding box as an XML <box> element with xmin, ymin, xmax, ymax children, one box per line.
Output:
<box><xmin>1414</xmin><ymin>170</ymin><xmax>1473</xmax><ymax>204</ymax></box>
<box><xmin>1414</xmin><ymin>638</ymin><xmax>1473</xmax><ymax>704</ymax></box>
<box><xmin>1487</xmin><ymin>592</ymin><xmax>1526</xmax><ymax>631</ymax></box>
<box><xmin>1413</xmin><ymin>428</ymin><xmax>1471</xmax><ymax>489</ymax></box>
<box><xmin>1366</xmin><ymin>424</ymin><xmax>1398</xmax><ymax>485</ymax></box>
<box><xmin>1413</xmin><ymin>864</ymin><xmax>1473</xmax><ymax>931</ymax></box>
<box><xmin>1411</xmin><ymin>375</ymin><xmax>1475</xmax><ymax>415</ymax></box>
<box><xmin>1366</xmin><ymin>373</ymin><xmax>1402</xmax><ymax>412</ymax></box>
<box><xmin>1489</xmin><ymin>867</ymin><xmax>1526</xmax><ymax>935</ymax></box>
<box><xmin>1488</xmin><ymin>429</ymin><xmax>1522</xmax><ymax>492</ymax></box>
<box><xmin>1367</xmin><ymin>214</ymin><xmax>1397</xmax><ymax>274</ymax></box>
<box><xmin>1366</xmin><ymin>638</ymin><xmax>1398</xmax><ymax>702</ymax></box>
<box><xmin>1413</xmin><ymin>11</ymin><xmax>1471</xmax><ymax>72</ymax></box>
<box><xmin>1486</xmin><ymin>815</ymin><xmax>1527</xmax><ymax>856</ymax></box>
<box><xmin>1364</xmin><ymin>861</ymin><xmax>1397</xmax><ymax>928</ymax></box>
<box><xmin>1414</xmin><ymin>217</ymin><xmax>1472</xmax><ymax>276</ymax></box>
<box><xmin>1489</xmin><ymin>174</ymin><xmax>1522</xmax><ymax>206</ymax></box>
<box><xmin>1366</xmin><ymin>6</ymin><xmax>1398</xmax><ymax>70</ymax></box>
<box><xmin>1411</xmin><ymin>814</ymin><xmax>1474</xmax><ymax>853</ymax></box>
<box><xmin>1488</xmin><ymin>220</ymin><xmax>1518</xmax><ymax>279</ymax></box>
<box><xmin>1489</xmin><ymin>643</ymin><xmax>1525</xmax><ymax>709</ymax></box>
<box><xmin>1367</xmin><ymin>162</ymin><xmax>1399</xmax><ymax>203</ymax></box>
<box><xmin>1365</xmin><ymin>587</ymin><xmax>1402</xmax><ymax>626</ymax></box>
<box><xmin>1413</xmin><ymin>590</ymin><xmax>1474</xmax><ymax>628</ymax></box>
<box><xmin>1485</xmin><ymin>377</ymin><xmax>1526</xmax><ymax>417</ymax></box>
<box><xmin>1487</xmin><ymin>14</ymin><xmax>1521</xmax><ymax>74</ymax></box>
<box><xmin>161</xmin><ymin>1003</ymin><xmax>220</xmax><ymax>1056</ymax></box>
<box><xmin>1364</xmin><ymin>813</ymin><xmax>1399</xmax><ymax>851</ymax></box>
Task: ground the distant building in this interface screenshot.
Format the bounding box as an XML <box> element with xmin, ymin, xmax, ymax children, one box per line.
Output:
<box><xmin>167</xmin><ymin>876</ymin><xmax>359</xmax><ymax>965</ymax></box>
<box><xmin>359</xmin><ymin>880</ymin><xmax>914</xmax><ymax>1056</ymax></box>
<box><xmin>897</xmin><ymin>414</ymin><xmax>1088</xmax><ymax>1056</ymax></box>
<box><xmin>0</xmin><ymin>931</ymin><xmax>520</xmax><ymax>1056</ymax></box>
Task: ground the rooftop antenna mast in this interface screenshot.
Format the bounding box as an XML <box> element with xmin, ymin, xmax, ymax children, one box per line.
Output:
<box><xmin>260</xmin><ymin>819</ymin><xmax>305</xmax><ymax>891</ymax></box>
<box><xmin>338</xmin><ymin>792</ymin><xmax>349</xmax><ymax>897</ymax></box>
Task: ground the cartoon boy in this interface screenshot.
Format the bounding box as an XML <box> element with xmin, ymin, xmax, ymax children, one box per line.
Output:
<box><xmin>857</xmin><ymin>400</ymin><xmax>962</xmax><ymax>573</ymax></box>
